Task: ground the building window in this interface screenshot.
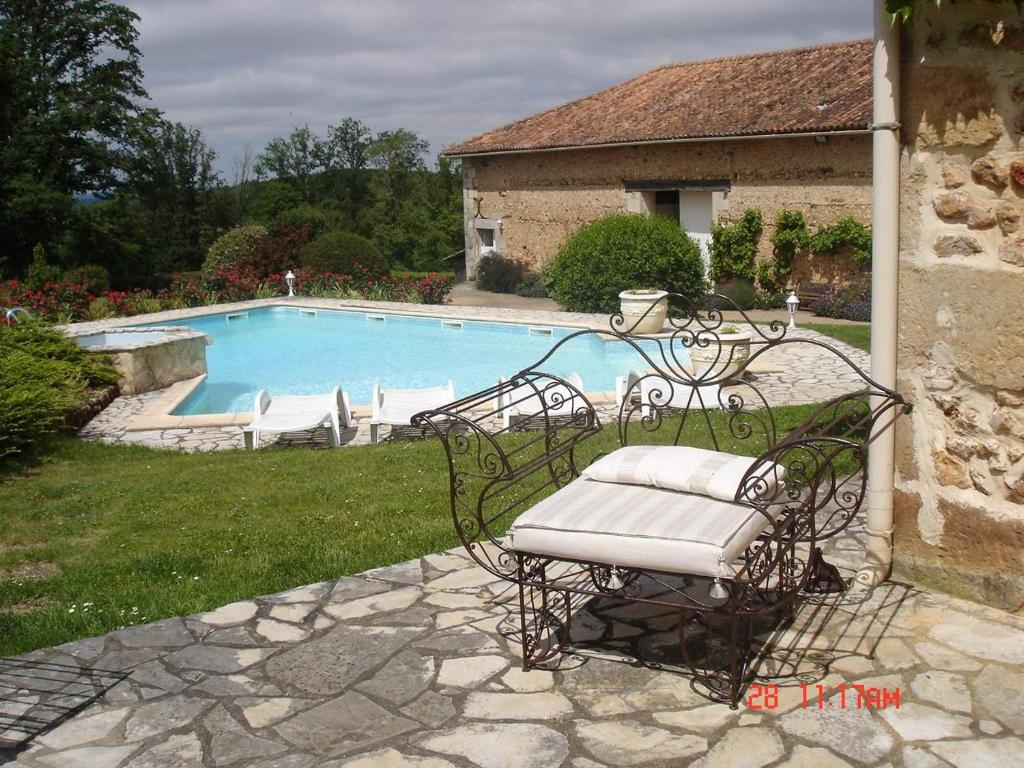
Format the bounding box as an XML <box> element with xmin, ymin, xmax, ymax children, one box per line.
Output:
<box><xmin>478</xmin><ymin>227</ymin><xmax>496</xmax><ymax>255</ymax></box>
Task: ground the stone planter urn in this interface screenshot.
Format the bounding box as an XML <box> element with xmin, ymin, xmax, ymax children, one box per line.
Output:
<box><xmin>690</xmin><ymin>327</ymin><xmax>752</xmax><ymax>380</ymax></box>
<box><xmin>618</xmin><ymin>289</ymin><xmax>668</xmax><ymax>334</ymax></box>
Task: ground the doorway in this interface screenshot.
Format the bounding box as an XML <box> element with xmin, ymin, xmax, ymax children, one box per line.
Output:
<box><xmin>678</xmin><ymin>190</ymin><xmax>714</xmax><ymax>272</ymax></box>
<box><xmin>652</xmin><ymin>190</ymin><xmax>680</xmax><ymax>222</ymax></box>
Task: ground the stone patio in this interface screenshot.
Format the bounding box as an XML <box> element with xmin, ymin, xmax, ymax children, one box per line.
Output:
<box><xmin>3</xmin><ymin>527</ymin><xmax>1022</xmax><ymax>767</ymax></box>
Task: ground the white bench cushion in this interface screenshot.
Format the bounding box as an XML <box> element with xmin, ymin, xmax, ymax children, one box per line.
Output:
<box><xmin>508</xmin><ymin>477</ymin><xmax>776</xmax><ymax>579</ymax></box>
<box><xmin>581</xmin><ymin>445</ymin><xmax>782</xmax><ymax>503</ymax></box>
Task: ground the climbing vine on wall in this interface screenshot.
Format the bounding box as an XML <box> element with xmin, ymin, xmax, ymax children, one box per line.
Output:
<box><xmin>713</xmin><ymin>208</ymin><xmax>871</xmax><ymax>293</ymax></box>
<box><xmin>885</xmin><ymin>0</ymin><xmax>942</xmax><ymax>23</ymax></box>
<box><xmin>709</xmin><ymin>209</ymin><xmax>763</xmax><ymax>283</ymax></box>
<box><xmin>765</xmin><ymin>210</ymin><xmax>810</xmax><ymax>291</ymax></box>
<box><xmin>810</xmin><ymin>217</ymin><xmax>873</xmax><ymax>266</ymax></box>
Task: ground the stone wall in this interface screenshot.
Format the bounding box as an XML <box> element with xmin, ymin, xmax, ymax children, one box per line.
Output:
<box><xmin>107</xmin><ymin>335</ymin><xmax>208</xmax><ymax>395</ymax></box>
<box><xmin>460</xmin><ymin>134</ymin><xmax>873</xmax><ymax>282</ymax></box>
<box><xmin>894</xmin><ymin>0</ymin><xmax>1024</xmax><ymax>612</ymax></box>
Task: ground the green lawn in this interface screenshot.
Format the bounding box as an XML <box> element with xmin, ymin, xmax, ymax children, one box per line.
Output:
<box><xmin>0</xmin><ymin>402</ymin><xmax>827</xmax><ymax>656</ymax></box>
<box><xmin>802</xmin><ymin>323</ymin><xmax>870</xmax><ymax>352</ymax></box>
<box><xmin>0</xmin><ymin>437</ymin><xmax>457</xmax><ymax>655</ymax></box>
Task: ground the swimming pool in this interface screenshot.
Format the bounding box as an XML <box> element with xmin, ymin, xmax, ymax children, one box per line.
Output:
<box><xmin>143</xmin><ymin>306</ymin><xmax>681</xmax><ymax>415</ymax></box>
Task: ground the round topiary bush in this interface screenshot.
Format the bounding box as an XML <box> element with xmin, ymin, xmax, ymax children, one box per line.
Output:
<box><xmin>203</xmin><ymin>225</ymin><xmax>270</xmax><ymax>277</ymax></box>
<box><xmin>543</xmin><ymin>213</ymin><xmax>707</xmax><ymax>313</ymax></box>
<box><xmin>300</xmin><ymin>230</ymin><xmax>388</xmax><ymax>277</ymax></box>
<box><xmin>274</xmin><ymin>205</ymin><xmax>342</xmax><ymax>239</ymax></box>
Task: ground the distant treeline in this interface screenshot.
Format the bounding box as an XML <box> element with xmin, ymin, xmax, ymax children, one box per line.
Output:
<box><xmin>0</xmin><ymin>1</ymin><xmax>463</xmax><ymax>289</ymax></box>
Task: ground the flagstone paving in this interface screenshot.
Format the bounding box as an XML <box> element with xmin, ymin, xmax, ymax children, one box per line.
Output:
<box><xmin>2</xmin><ymin>527</ymin><xmax>1022</xmax><ymax>767</ymax></box>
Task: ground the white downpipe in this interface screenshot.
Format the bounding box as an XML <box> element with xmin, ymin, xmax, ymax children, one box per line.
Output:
<box><xmin>855</xmin><ymin>0</ymin><xmax>901</xmax><ymax>590</ymax></box>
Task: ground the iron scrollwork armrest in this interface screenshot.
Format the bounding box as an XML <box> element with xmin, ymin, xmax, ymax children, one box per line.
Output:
<box><xmin>738</xmin><ymin>435</ymin><xmax>868</xmax><ymax>544</ymax></box>
<box><xmin>412</xmin><ymin>373</ymin><xmax>601</xmax><ymax>580</ymax></box>
<box><xmin>725</xmin><ymin>437</ymin><xmax>863</xmax><ymax>608</ymax></box>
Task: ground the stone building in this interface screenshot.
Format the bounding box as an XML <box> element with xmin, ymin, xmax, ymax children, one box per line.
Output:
<box><xmin>894</xmin><ymin>1</ymin><xmax>1024</xmax><ymax>611</ymax></box>
<box><xmin>444</xmin><ymin>40</ymin><xmax>875</xmax><ymax>282</ymax></box>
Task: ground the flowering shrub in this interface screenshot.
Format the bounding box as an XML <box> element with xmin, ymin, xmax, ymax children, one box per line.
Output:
<box><xmin>103</xmin><ymin>291</ymin><xmax>139</xmax><ymax>316</ymax></box>
<box><xmin>0</xmin><ymin>269</ymin><xmax>454</xmax><ymax>323</ymax></box>
<box><xmin>2</xmin><ymin>280</ymin><xmax>93</xmax><ymax>323</ymax></box>
<box><xmin>62</xmin><ymin>264</ymin><xmax>111</xmax><ymax>294</ymax></box>
<box><xmin>400</xmin><ymin>273</ymin><xmax>453</xmax><ymax>304</ymax></box>
<box><xmin>288</xmin><ymin>269</ymin><xmax>454</xmax><ymax>305</ymax></box>
<box><xmin>812</xmin><ymin>277</ymin><xmax>871</xmax><ymax>321</ymax></box>
<box><xmin>248</xmin><ymin>224</ymin><xmax>310</xmax><ymax>276</ymax></box>
<box><xmin>160</xmin><ymin>276</ymin><xmax>206</xmax><ymax>309</ymax></box>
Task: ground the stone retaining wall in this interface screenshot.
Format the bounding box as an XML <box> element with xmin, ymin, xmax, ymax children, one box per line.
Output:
<box><xmin>72</xmin><ymin>328</ymin><xmax>210</xmax><ymax>396</ymax></box>
<box><xmin>112</xmin><ymin>335</ymin><xmax>208</xmax><ymax>395</ymax></box>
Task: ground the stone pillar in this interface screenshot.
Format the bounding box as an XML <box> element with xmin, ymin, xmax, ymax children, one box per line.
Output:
<box><xmin>895</xmin><ymin>1</ymin><xmax>1024</xmax><ymax>611</ymax></box>
<box><xmin>462</xmin><ymin>160</ymin><xmax>480</xmax><ymax>279</ymax></box>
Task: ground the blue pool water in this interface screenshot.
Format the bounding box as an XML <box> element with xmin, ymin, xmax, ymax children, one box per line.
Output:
<box><xmin>142</xmin><ymin>306</ymin><xmax>680</xmax><ymax>414</ymax></box>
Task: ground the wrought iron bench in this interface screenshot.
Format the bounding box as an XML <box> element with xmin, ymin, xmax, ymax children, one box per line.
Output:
<box><xmin>413</xmin><ymin>294</ymin><xmax>910</xmax><ymax>707</ymax></box>
<box><xmin>795</xmin><ymin>281</ymin><xmax>832</xmax><ymax>307</ymax></box>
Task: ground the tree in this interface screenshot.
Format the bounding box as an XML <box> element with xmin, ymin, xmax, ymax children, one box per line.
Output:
<box><xmin>395</xmin><ymin>154</ymin><xmax>463</xmax><ymax>271</ymax></box>
<box><xmin>366</xmin><ymin>129</ymin><xmax>429</xmax><ymax>175</ymax></box>
<box><xmin>318</xmin><ymin>117</ymin><xmax>371</xmax><ymax>223</ymax></box>
<box><xmin>321</xmin><ymin>117</ymin><xmax>371</xmax><ymax>171</ymax></box>
<box><xmin>247</xmin><ymin>179</ymin><xmax>303</xmax><ymax>224</ymax></box>
<box><xmin>254</xmin><ymin>126</ymin><xmax>321</xmax><ymax>202</ymax></box>
<box><xmin>254</xmin><ymin>119</ymin><xmax>373</xmax><ymax>218</ymax></box>
<box><xmin>366</xmin><ymin>129</ymin><xmax>430</xmax><ymax>247</ymax></box>
<box><xmin>124</xmin><ymin>115</ymin><xmax>221</xmax><ymax>273</ymax></box>
<box><xmin>0</xmin><ymin>0</ymin><xmax>147</xmax><ymax>275</ymax></box>
<box><xmin>243</xmin><ymin>122</ymin><xmax>459</xmax><ymax>272</ymax></box>
<box><xmin>230</xmin><ymin>143</ymin><xmax>254</xmax><ymax>222</ymax></box>
<box><xmin>61</xmin><ymin>196</ymin><xmax>149</xmax><ymax>289</ymax></box>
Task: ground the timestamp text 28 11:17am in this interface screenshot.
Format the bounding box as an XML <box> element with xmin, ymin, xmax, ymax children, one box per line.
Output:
<box><xmin>746</xmin><ymin>683</ymin><xmax>901</xmax><ymax>710</ymax></box>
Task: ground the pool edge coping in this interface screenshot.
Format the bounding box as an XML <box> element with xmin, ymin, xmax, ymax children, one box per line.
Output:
<box><xmin>128</xmin><ymin>376</ymin><xmax>619</xmax><ymax>431</ymax></box>
<box><xmin>62</xmin><ymin>296</ymin><xmax>611</xmax><ymax>336</ymax></box>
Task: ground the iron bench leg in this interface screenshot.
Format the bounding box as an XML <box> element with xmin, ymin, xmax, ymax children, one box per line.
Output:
<box><xmin>805</xmin><ymin>547</ymin><xmax>846</xmax><ymax>594</ymax></box>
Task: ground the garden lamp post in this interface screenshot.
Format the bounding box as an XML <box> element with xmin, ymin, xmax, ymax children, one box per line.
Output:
<box><xmin>786</xmin><ymin>290</ymin><xmax>799</xmax><ymax>329</ymax></box>
<box><xmin>285</xmin><ymin>270</ymin><xmax>295</xmax><ymax>297</ymax></box>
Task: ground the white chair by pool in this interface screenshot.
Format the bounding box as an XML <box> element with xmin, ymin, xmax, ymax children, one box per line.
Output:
<box><xmin>245</xmin><ymin>387</ymin><xmax>352</xmax><ymax>450</ymax></box>
<box><xmin>615</xmin><ymin>369</ymin><xmax>722</xmax><ymax>415</ymax></box>
<box><xmin>498</xmin><ymin>373</ymin><xmax>585</xmax><ymax>429</ymax></box>
<box><xmin>370</xmin><ymin>380</ymin><xmax>456</xmax><ymax>444</ymax></box>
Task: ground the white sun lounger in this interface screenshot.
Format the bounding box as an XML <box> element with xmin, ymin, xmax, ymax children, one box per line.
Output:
<box><xmin>498</xmin><ymin>373</ymin><xmax>584</xmax><ymax>429</ymax></box>
<box><xmin>245</xmin><ymin>387</ymin><xmax>351</xmax><ymax>449</ymax></box>
<box><xmin>616</xmin><ymin>369</ymin><xmax>722</xmax><ymax>415</ymax></box>
<box><xmin>370</xmin><ymin>380</ymin><xmax>456</xmax><ymax>444</ymax></box>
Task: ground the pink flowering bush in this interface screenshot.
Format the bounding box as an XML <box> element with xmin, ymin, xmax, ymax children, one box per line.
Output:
<box><xmin>1</xmin><ymin>267</ymin><xmax>454</xmax><ymax>323</ymax></box>
<box><xmin>2</xmin><ymin>280</ymin><xmax>92</xmax><ymax>322</ymax></box>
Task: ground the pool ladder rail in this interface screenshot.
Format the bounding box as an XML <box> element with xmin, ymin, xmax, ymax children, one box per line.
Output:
<box><xmin>3</xmin><ymin>307</ymin><xmax>32</xmax><ymax>324</ymax></box>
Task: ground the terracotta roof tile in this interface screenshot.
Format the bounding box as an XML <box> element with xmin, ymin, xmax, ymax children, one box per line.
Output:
<box><xmin>444</xmin><ymin>39</ymin><xmax>872</xmax><ymax>156</ymax></box>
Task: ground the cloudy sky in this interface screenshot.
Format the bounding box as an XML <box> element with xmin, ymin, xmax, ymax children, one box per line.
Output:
<box><xmin>125</xmin><ymin>0</ymin><xmax>871</xmax><ymax>176</ymax></box>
